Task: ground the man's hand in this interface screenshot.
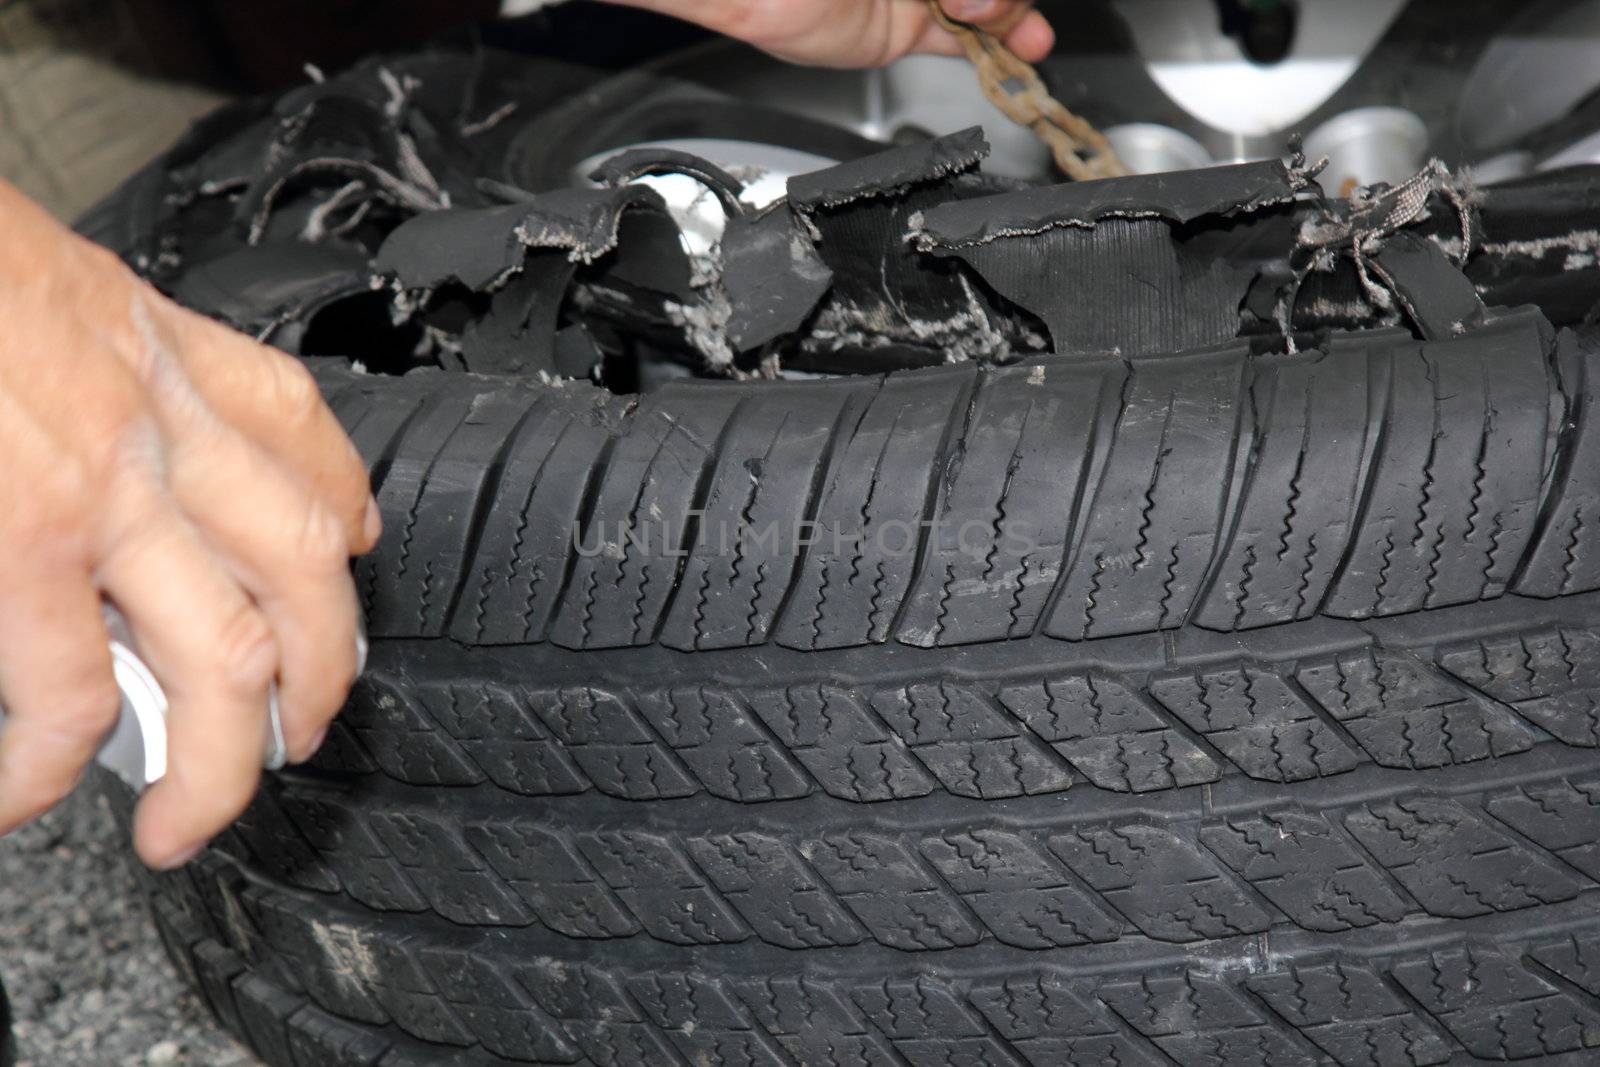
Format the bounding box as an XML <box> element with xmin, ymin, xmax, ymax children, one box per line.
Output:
<box><xmin>0</xmin><ymin>181</ymin><xmax>379</xmax><ymax>870</ymax></box>
<box><xmin>610</xmin><ymin>0</ymin><xmax>1054</xmax><ymax>68</ymax></box>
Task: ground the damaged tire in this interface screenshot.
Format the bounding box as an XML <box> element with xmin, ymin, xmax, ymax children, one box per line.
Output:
<box><xmin>95</xmin><ymin>48</ymin><xmax>1600</xmax><ymax>1067</ymax></box>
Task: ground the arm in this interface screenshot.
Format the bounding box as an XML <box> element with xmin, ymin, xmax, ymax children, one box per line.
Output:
<box><xmin>599</xmin><ymin>0</ymin><xmax>1054</xmax><ymax>68</ymax></box>
<box><xmin>0</xmin><ymin>180</ymin><xmax>378</xmax><ymax>869</ymax></box>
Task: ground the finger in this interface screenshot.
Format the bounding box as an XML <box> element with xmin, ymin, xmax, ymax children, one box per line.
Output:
<box><xmin>0</xmin><ymin>571</ymin><xmax>120</xmax><ymax>833</ymax></box>
<box><xmin>0</xmin><ymin>387</ymin><xmax>122</xmax><ymax>831</ymax></box>
<box><xmin>171</xmin><ymin>302</ymin><xmax>379</xmax><ymax>552</ymax></box>
<box><xmin>127</xmin><ymin>288</ymin><xmax>379</xmax><ymax>554</ymax></box>
<box><xmin>939</xmin><ymin>0</ymin><xmax>1035</xmax><ymax>36</ymax></box>
<box><xmin>911</xmin><ymin>21</ymin><xmax>969</xmax><ymax>57</ymax></box>
<box><xmin>1005</xmin><ymin>11</ymin><xmax>1056</xmax><ymax>61</ymax></box>
<box><xmin>162</xmin><ymin>412</ymin><xmax>361</xmax><ymax>762</ymax></box>
<box><xmin>923</xmin><ymin>3</ymin><xmax>1054</xmax><ymax>61</ymax></box>
<box><xmin>97</xmin><ymin>488</ymin><xmax>277</xmax><ymax>869</ymax></box>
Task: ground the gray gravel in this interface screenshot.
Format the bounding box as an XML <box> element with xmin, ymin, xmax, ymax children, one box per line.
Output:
<box><xmin>0</xmin><ymin>787</ymin><xmax>260</xmax><ymax>1067</ymax></box>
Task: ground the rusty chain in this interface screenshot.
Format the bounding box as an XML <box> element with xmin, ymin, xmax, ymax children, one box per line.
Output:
<box><xmin>928</xmin><ymin>1</ymin><xmax>1129</xmax><ymax>182</ymax></box>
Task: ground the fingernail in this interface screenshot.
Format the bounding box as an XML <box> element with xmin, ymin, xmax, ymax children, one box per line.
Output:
<box><xmin>949</xmin><ymin>0</ymin><xmax>998</xmax><ymax>18</ymax></box>
<box><xmin>363</xmin><ymin>498</ymin><xmax>383</xmax><ymax>544</ymax></box>
<box><xmin>155</xmin><ymin>842</ymin><xmax>205</xmax><ymax>871</ymax></box>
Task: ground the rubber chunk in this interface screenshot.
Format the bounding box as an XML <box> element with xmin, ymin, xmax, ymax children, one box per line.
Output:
<box><xmin>914</xmin><ymin>158</ymin><xmax>1306</xmax><ymax>248</ymax></box>
<box><xmin>930</xmin><ymin>217</ymin><xmax>1257</xmax><ymax>355</ymax></box>
<box><xmin>1369</xmin><ymin>230</ymin><xmax>1486</xmax><ymax>339</ymax></box>
<box><xmin>787</xmin><ymin>126</ymin><xmax>989</xmax><ymax>209</ymax></box>
<box><xmin>374</xmin><ymin>184</ymin><xmax>671</xmax><ymax>291</ymax></box>
<box><xmin>721</xmin><ymin>205</ymin><xmax>833</xmax><ymax>352</ymax></box>
<box><xmin>455</xmin><ymin>260</ymin><xmax>577</xmax><ymax>376</ymax></box>
<box><xmin>912</xmin><ymin>161</ymin><xmax>1306</xmax><ymax>355</ymax></box>
<box><xmin>171</xmin><ymin>244</ymin><xmax>371</xmax><ymax>336</ymax></box>
<box><xmin>789</xmin><ymin>131</ymin><xmax>1015</xmax><ymax>359</ymax></box>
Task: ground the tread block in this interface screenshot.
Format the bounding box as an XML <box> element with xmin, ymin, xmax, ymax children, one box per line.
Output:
<box><xmin>1344</xmin><ymin>797</ymin><xmax>1583</xmax><ymax>918</ymax></box>
<box><xmin>516</xmin><ymin>960</ymin><xmax>682</xmax><ymax>1067</ymax></box>
<box><xmin>277</xmin><ymin>790</ymin><xmax>428</xmax><ymax>914</ymax></box>
<box><xmin>244</xmin><ymin>893</ymin><xmax>390</xmax><ymax>1026</ymax></box>
<box><xmin>735</xmin><ymin>976</ymin><xmax>901</xmax><ymax>1067</ymax></box>
<box><xmin>851</xmin><ymin>979</ymin><xmax>1020</xmax><ymax>1066</ymax></box>
<box><xmin>659</xmin><ymin>385</ymin><xmax>865</xmax><ymax>651</ymax></box>
<box><xmin>1517</xmin><ymin>330</ymin><xmax>1600</xmax><ymax>598</ymax></box>
<box><xmin>744</xmin><ymin>685</ymin><xmax>937</xmax><ymax>801</ymax></box>
<box><xmin>229</xmin><ymin>789</ymin><xmax>341</xmax><ymax>895</ymax></box>
<box><xmin>1326</xmin><ymin>313</ymin><xmax>1555</xmax><ymax>618</ymax></box>
<box><xmin>576</xmin><ymin>831</ymin><xmax>752</xmax><ymax>946</ymax></box>
<box><xmin>551</xmin><ymin>386</ymin><xmax>747</xmax><ymax>650</ymax></box>
<box><xmin>364</xmin><ymin>811</ymin><xmax>533</xmax><ymax>926</ymax></box>
<box><xmin>1100</xmin><ymin>971</ymin><xmax>1315</xmax><ymax>1066</ymax></box>
<box><xmin>1200</xmin><ymin>811</ymin><xmax>1410</xmax><ymax>932</ymax></box>
<box><xmin>386</xmin><ymin>391</ymin><xmax>547</xmax><ymax>638</ymax></box>
<box><xmin>452</xmin><ymin>393</ymin><xmax>620</xmax><ymax>645</ymax></box>
<box><xmin>808</xmin><ymin>833</ymin><xmax>984</xmax><ymax>950</ymax></box>
<box><xmin>869</xmin><ymin>683</ymin><xmax>1073</xmax><ymax>798</ymax></box>
<box><xmin>192</xmin><ymin>939</ymin><xmax>249</xmax><ymax>1041</ymax></box>
<box><xmin>463</xmin><ymin>819</ymin><xmax>640</xmax><ymax>938</ymax></box>
<box><xmin>689</xmin><ymin>833</ymin><xmax>868</xmax><ymax>948</ymax></box>
<box><xmin>1196</xmin><ymin>340</ymin><xmax>1372</xmax><ymax>631</ymax></box>
<box><xmin>285</xmin><ymin>1006</ymin><xmax>391</xmax><ymax>1067</ymax></box>
<box><xmin>775</xmin><ymin>367</ymin><xmax>978</xmax><ymax>651</ymax></box>
<box><xmin>1392</xmin><ymin>944</ymin><xmax>1600</xmax><ymax>1060</ymax></box>
<box><xmin>1530</xmin><ymin>933</ymin><xmax>1600</xmax><ymax>1001</ymax></box>
<box><xmin>1441</xmin><ymin>627</ymin><xmax>1600</xmax><ymax>746</ymax></box>
<box><xmin>304</xmin><ymin>719</ymin><xmax>379</xmax><ymax>776</ymax></box>
<box><xmin>895</xmin><ymin>358</ymin><xmax>1114</xmax><ymax>647</ymax></box>
<box><xmin>234</xmin><ymin>974</ymin><xmax>315</xmax><ymax>1067</ymax></box>
<box><xmin>627</xmin><ymin>973</ymin><xmax>790</xmax><ymax>1067</ymax></box>
<box><xmin>970</xmin><ymin>976</ymin><xmax>1165</xmax><ymax>1067</ymax></box>
<box><xmin>361</xmin><ymin>392</ymin><xmax>479</xmax><ymax>638</ymax></box>
<box><xmin>359</xmin><ymin>932</ymin><xmax>476</xmax><ymax>1045</ymax></box>
<box><xmin>1297</xmin><ymin>646</ymin><xmax>1534</xmax><ymax>769</ymax></box>
<box><xmin>1150</xmin><ymin>665</ymin><xmax>1363</xmax><ymax>782</ymax></box>
<box><xmin>1046</xmin><ymin>345</ymin><xmax>1249</xmax><ymax>641</ymax></box>
<box><xmin>341</xmin><ymin>676</ymin><xmax>486</xmax><ymax>787</ymax></box>
<box><xmin>525</xmin><ymin>687</ymin><xmax>697</xmax><ymax>800</ymax></box>
<box><xmin>414</xmin><ymin>682</ymin><xmax>591</xmax><ymax>796</ymax></box>
<box><xmin>416</xmin><ymin>950</ymin><xmax>581</xmax><ymax>1063</ymax></box>
<box><xmin>633</xmin><ymin>688</ymin><xmax>813</xmax><ymax>801</ymax></box>
<box><xmin>1485</xmin><ymin>776</ymin><xmax>1600</xmax><ymax>881</ymax></box>
<box><xmin>919</xmin><ymin>830</ymin><xmax>1122</xmax><ymax>948</ymax></box>
<box><xmin>997</xmin><ymin>674</ymin><xmax>1220</xmax><ymax>792</ymax></box>
<box><xmin>1050</xmin><ymin>824</ymin><xmax>1273</xmax><ymax>942</ymax></box>
<box><xmin>1247</xmin><ymin>963</ymin><xmax>1451</xmax><ymax>1067</ymax></box>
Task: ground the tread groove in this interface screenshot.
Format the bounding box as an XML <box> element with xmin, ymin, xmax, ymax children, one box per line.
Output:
<box><xmin>1319</xmin><ymin>340</ymin><xmax>1397</xmax><ymax>617</ymax></box>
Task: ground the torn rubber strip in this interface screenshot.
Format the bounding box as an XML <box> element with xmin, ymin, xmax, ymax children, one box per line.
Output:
<box><xmin>913</xmin><ymin>158</ymin><xmax>1310</xmax><ymax>249</ymax></box>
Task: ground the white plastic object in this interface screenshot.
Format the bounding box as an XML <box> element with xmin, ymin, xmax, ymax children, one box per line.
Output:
<box><xmin>0</xmin><ymin>605</ymin><xmax>368</xmax><ymax>793</ymax></box>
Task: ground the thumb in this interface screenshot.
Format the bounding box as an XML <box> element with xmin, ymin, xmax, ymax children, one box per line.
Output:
<box><xmin>940</xmin><ymin>0</ymin><xmax>1036</xmax><ymax>37</ymax></box>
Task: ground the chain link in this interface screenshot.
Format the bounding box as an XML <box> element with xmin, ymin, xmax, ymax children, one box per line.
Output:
<box><xmin>928</xmin><ymin>1</ymin><xmax>1129</xmax><ymax>182</ymax></box>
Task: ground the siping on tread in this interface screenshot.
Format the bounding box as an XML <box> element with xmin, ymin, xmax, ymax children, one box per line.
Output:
<box><xmin>291</xmin><ymin>591</ymin><xmax>1600</xmax><ymax>806</ymax></box>
<box><xmin>228</xmin><ymin>744</ymin><xmax>1600</xmax><ymax>952</ymax></box>
<box><xmin>317</xmin><ymin>306</ymin><xmax>1592</xmax><ymax>658</ymax></box>
<box><xmin>152</xmin><ymin>848</ymin><xmax>1600</xmax><ymax>1067</ymax></box>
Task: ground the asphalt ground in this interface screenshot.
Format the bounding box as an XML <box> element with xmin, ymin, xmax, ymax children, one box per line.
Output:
<box><xmin>0</xmin><ymin>787</ymin><xmax>258</xmax><ymax>1067</ymax></box>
